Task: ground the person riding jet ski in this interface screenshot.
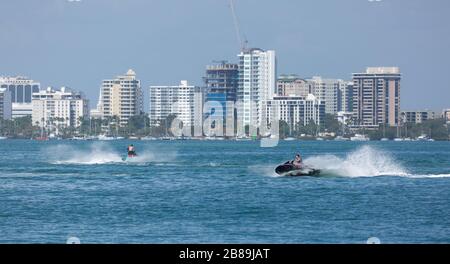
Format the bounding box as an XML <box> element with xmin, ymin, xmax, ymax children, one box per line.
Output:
<box><xmin>275</xmin><ymin>153</ymin><xmax>320</xmax><ymax>177</ymax></box>
<box><xmin>127</xmin><ymin>144</ymin><xmax>137</xmax><ymax>157</ymax></box>
<box><xmin>292</xmin><ymin>153</ymin><xmax>303</xmax><ymax>169</ymax></box>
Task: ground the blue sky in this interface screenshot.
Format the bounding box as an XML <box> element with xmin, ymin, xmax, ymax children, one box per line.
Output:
<box><xmin>1</xmin><ymin>0</ymin><xmax>449</xmax><ymax>111</ymax></box>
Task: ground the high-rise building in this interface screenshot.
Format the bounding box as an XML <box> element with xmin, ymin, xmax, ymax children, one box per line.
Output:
<box><xmin>277</xmin><ymin>75</ymin><xmax>310</xmax><ymax>97</ymax></box>
<box><xmin>308</xmin><ymin>76</ymin><xmax>347</xmax><ymax>115</ymax></box>
<box><xmin>0</xmin><ymin>76</ymin><xmax>40</xmax><ymax>118</ymax></box>
<box><xmin>204</xmin><ymin>62</ymin><xmax>238</xmax><ymax>128</ymax></box>
<box><xmin>237</xmin><ymin>48</ymin><xmax>276</xmax><ymax>128</ymax></box>
<box><xmin>352</xmin><ymin>67</ymin><xmax>401</xmax><ymax>128</ymax></box>
<box><xmin>32</xmin><ymin>87</ymin><xmax>89</xmax><ymax>129</ymax></box>
<box><xmin>0</xmin><ymin>88</ymin><xmax>12</xmax><ymax>120</ymax></box>
<box><xmin>443</xmin><ymin>109</ymin><xmax>450</xmax><ymax>124</ymax></box>
<box><xmin>265</xmin><ymin>94</ymin><xmax>325</xmax><ymax>129</ymax></box>
<box><xmin>402</xmin><ymin>110</ymin><xmax>436</xmax><ymax>124</ymax></box>
<box><xmin>98</xmin><ymin>69</ymin><xmax>143</xmax><ymax>126</ymax></box>
<box><xmin>149</xmin><ymin>81</ymin><xmax>204</xmax><ymax>128</ymax></box>
<box><xmin>340</xmin><ymin>82</ymin><xmax>354</xmax><ymax>113</ymax></box>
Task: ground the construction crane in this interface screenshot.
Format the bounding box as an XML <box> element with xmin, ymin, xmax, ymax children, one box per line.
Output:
<box><xmin>229</xmin><ymin>0</ymin><xmax>247</xmax><ymax>51</ymax></box>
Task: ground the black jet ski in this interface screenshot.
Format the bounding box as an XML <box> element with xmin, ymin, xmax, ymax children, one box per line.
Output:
<box><xmin>275</xmin><ymin>161</ymin><xmax>321</xmax><ymax>177</ymax></box>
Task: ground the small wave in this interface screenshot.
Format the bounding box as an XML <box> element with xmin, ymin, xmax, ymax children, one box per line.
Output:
<box><xmin>248</xmin><ymin>165</ymin><xmax>280</xmax><ymax>177</ymax></box>
<box><xmin>406</xmin><ymin>174</ymin><xmax>450</xmax><ymax>179</ymax></box>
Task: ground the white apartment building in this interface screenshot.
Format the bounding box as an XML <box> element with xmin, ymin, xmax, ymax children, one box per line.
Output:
<box><xmin>308</xmin><ymin>76</ymin><xmax>348</xmax><ymax>115</ymax></box>
<box><xmin>265</xmin><ymin>94</ymin><xmax>325</xmax><ymax>129</ymax></box>
<box><xmin>149</xmin><ymin>80</ymin><xmax>204</xmax><ymax>127</ymax></box>
<box><xmin>0</xmin><ymin>88</ymin><xmax>12</xmax><ymax>120</ymax></box>
<box><xmin>97</xmin><ymin>69</ymin><xmax>143</xmax><ymax>126</ymax></box>
<box><xmin>0</xmin><ymin>76</ymin><xmax>40</xmax><ymax>118</ymax></box>
<box><xmin>32</xmin><ymin>87</ymin><xmax>89</xmax><ymax>129</ymax></box>
<box><xmin>237</xmin><ymin>48</ymin><xmax>276</xmax><ymax>128</ymax></box>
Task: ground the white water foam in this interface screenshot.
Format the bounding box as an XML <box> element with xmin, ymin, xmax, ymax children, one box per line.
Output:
<box><xmin>122</xmin><ymin>150</ymin><xmax>177</xmax><ymax>164</ymax></box>
<box><xmin>406</xmin><ymin>174</ymin><xmax>450</xmax><ymax>179</ymax></box>
<box><xmin>304</xmin><ymin>145</ymin><xmax>409</xmax><ymax>177</ymax></box>
<box><xmin>47</xmin><ymin>143</ymin><xmax>123</xmax><ymax>165</ymax></box>
<box><xmin>46</xmin><ymin>143</ymin><xmax>176</xmax><ymax>165</ymax></box>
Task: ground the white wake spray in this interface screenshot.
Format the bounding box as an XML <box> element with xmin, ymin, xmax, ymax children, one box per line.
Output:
<box><xmin>304</xmin><ymin>145</ymin><xmax>409</xmax><ymax>177</ymax></box>
<box><xmin>46</xmin><ymin>142</ymin><xmax>177</xmax><ymax>165</ymax></box>
<box><xmin>47</xmin><ymin>143</ymin><xmax>123</xmax><ymax>164</ymax></box>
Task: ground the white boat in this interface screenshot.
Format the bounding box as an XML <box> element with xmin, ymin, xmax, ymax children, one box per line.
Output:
<box><xmin>334</xmin><ymin>136</ymin><xmax>350</xmax><ymax>141</ymax></box>
<box><xmin>284</xmin><ymin>137</ymin><xmax>296</xmax><ymax>141</ymax></box>
<box><xmin>97</xmin><ymin>135</ymin><xmax>115</xmax><ymax>141</ymax></box>
<box><xmin>205</xmin><ymin>136</ymin><xmax>225</xmax><ymax>141</ymax></box>
<box><xmin>380</xmin><ymin>138</ymin><xmax>390</xmax><ymax>141</ymax></box>
<box><xmin>0</xmin><ymin>136</ymin><xmax>7</xmax><ymax>140</ymax></box>
<box><xmin>141</xmin><ymin>136</ymin><xmax>158</xmax><ymax>141</ymax></box>
<box><xmin>316</xmin><ymin>137</ymin><xmax>325</xmax><ymax>141</ymax></box>
<box><xmin>350</xmin><ymin>134</ymin><xmax>370</xmax><ymax>141</ymax></box>
<box><xmin>70</xmin><ymin>136</ymin><xmax>87</xmax><ymax>141</ymax></box>
<box><xmin>235</xmin><ymin>136</ymin><xmax>251</xmax><ymax>141</ymax></box>
<box><xmin>417</xmin><ymin>135</ymin><xmax>432</xmax><ymax>141</ymax></box>
<box><xmin>393</xmin><ymin>138</ymin><xmax>404</xmax><ymax>142</ymax></box>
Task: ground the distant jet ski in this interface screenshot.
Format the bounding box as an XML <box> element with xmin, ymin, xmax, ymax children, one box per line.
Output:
<box><xmin>123</xmin><ymin>144</ymin><xmax>138</xmax><ymax>161</ymax></box>
<box><xmin>275</xmin><ymin>161</ymin><xmax>321</xmax><ymax>177</ymax></box>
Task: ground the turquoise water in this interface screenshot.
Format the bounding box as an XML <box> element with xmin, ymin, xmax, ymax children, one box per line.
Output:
<box><xmin>0</xmin><ymin>140</ymin><xmax>450</xmax><ymax>243</ymax></box>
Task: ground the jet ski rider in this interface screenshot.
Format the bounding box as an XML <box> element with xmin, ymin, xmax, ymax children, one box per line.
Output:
<box><xmin>127</xmin><ymin>144</ymin><xmax>137</xmax><ymax>157</ymax></box>
<box><xmin>292</xmin><ymin>153</ymin><xmax>303</xmax><ymax>169</ymax></box>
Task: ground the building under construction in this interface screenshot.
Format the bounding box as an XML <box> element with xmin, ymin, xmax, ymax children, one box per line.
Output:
<box><xmin>203</xmin><ymin>62</ymin><xmax>239</xmax><ymax>131</ymax></box>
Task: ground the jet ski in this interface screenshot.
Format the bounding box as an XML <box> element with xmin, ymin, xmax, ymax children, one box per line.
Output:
<box><xmin>122</xmin><ymin>153</ymin><xmax>137</xmax><ymax>162</ymax></box>
<box><xmin>275</xmin><ymin>161</ymin><xmax>321</xmax><ymax>177</ymax></box>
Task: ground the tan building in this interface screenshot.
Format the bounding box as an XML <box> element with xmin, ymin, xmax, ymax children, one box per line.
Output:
<box><xmin>352</xmin><ymin>67</ymin><xmax>401</xmax><ymax>128</ymax></box>
<box><xmin>277</xmin><ymin>75</ymin><xmax>310</xmax><ymax>97</ymax></box>
<box><xmin>97</xmin><ymin>69</ymin><xmax>143</xmax><ymax>126</ymax></box>
<box><xmin>308</xmin><ymin>76</ymin><xmax>348</xmax><ymax>115</ymax></box>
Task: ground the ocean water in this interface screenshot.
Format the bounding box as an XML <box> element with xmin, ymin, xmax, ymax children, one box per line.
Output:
<box><xmin>0</xmin><ymin>140</ymin><xmax>450</xmax><ymax>244</ymax></box>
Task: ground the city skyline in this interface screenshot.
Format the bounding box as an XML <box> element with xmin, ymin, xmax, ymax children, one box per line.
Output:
<box><xmin>1</xmin><ymin>0</ymin><xmax>450</xmax><ymax>111</ymax></box>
